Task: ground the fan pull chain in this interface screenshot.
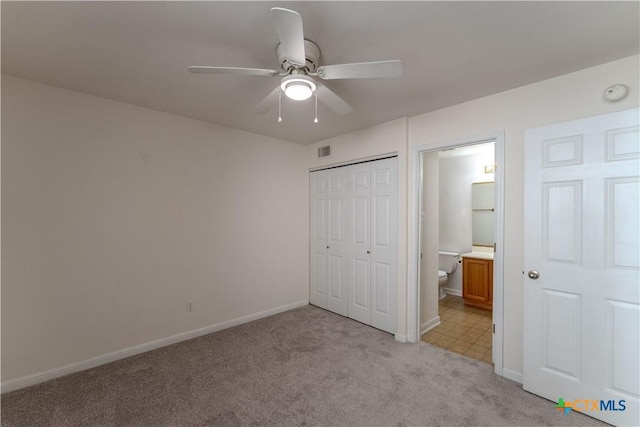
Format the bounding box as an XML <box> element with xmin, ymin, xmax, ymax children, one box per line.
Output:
<box><xmin>314</xmin><ymin>91</ymin><xmax>318</xmax><ymax>123</ymax></box>
<box><xmin>277</xmin><ymin>89</ymin><xmax>282</xmax><ymax>123</ymax></box>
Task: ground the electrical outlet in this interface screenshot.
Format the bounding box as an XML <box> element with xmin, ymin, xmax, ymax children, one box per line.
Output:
<box><xmin>186</xmin><ymin>301</ymin><xmax>194</xmax><ymax>312</ymax></box>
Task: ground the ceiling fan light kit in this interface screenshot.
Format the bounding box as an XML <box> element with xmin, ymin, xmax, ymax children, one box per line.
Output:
<box><xmin>280</xmin><ymin>75</ymin><xmax>316</xmax><ymax>101</ymax></box>
<box><xmin>188</xmin><ymin>7</ymin><xmax>402</xmax><ymax>122</ymax></box>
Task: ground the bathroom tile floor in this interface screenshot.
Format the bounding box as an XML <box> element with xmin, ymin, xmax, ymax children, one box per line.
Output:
<box><xmin>421</xmin><ymin>295</ymin><xmax>493</xmax><ymax>364</ymax></box>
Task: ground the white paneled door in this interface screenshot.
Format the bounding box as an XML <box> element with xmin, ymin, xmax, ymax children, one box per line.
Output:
<box><xmin>368</xmin><ymin>158</ymin><xmax>398</xmax><ymax>333</ymax></box>
<box><xmin>523</xmin><ymin>109</ymin><xmax>639</xmax><ymax>426</ymax></box>
<box><xmin>310</xmin><ymin>157</ymin><xmax>397</xmax><ymax>334</ymax></box>
<box><xmin>347</xmin><ymin>161</ymin><xmax>373</xmax><ymax>325</ymax></box>
<box><xmin>310</xmin><ymin>170</ymin><xmax>329</xmax><ymax>309</ymax></box>
<box><xmin>327</xmin><ymin>167</ymin><xmax>349</xmax><ymax>316</ymax></box>
<box><xmin>309</xmin><ymin>167</ymin><xmax>348</xmax><ymax>315</ymax></box>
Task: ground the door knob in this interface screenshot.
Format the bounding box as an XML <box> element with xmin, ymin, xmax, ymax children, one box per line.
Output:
<box><xmin>527</xmin><ymin>270</ymin><xmax>540</xmax><ymax>280</ymax></box>
<box><xmin>326</xmin><ymin>246</ymin><xmax>330</xmax><ymax>249</ymax></box>
<box><xmin>366</xmin><ymin>250</ymin><xmax>370</xmax><ymax>254</ymax></box>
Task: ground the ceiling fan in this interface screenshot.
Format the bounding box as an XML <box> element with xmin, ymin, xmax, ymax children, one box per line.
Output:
<box><xmin>188</xmin><ymin>7</ymin><xmax>403</xmax><ymax>118</ymax></box>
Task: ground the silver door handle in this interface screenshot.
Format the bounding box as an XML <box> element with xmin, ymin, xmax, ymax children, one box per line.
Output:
<box><xmin>528</xmin><ymin>270</ymin><xmax>540</xmax><ymax>280</ymax></box>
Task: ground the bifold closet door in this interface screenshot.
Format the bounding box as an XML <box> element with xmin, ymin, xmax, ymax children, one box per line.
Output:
<box><xmin>346</xmin><ymin>162</ymin><xmax>372</xmax><ymax>325</ymax></box>
<box><xmin>310</xmin><ymin>157</ymin><xmax>397</xmax><ymax>334</ymax></box>
<box><xmin>310</xmin><ymin>170</ymin><xmax>328</xmax><ymax>308</ymax></box>
<box><xmin>368</xmin><ymin>158</ymin><xmax>397</xmax><ymax>333</ymax></box>
<box><xmin>347</xmin><ymin>157</ymin><xmax>398</xmax><ymax>334</ymax></box>
<box><xmin>309</xmin><ymin>168</ymin><xmax>348</xmax><ymax>316</ymax></box>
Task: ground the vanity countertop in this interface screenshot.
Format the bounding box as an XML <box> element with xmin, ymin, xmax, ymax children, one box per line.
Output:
<box><xmin>460</xmin><ymin>251</ymin><xmax>494</xmax><ymax>261</ymax></box>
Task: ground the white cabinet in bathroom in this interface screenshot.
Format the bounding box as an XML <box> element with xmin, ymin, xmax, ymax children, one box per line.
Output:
<box><xmin>471</xmin><ymin>182</ymin><xmax>495</xmax><ymax>247</ymax></box>
<box><xmin>309</xmin><ymin>157</ymin><xmax>398</xmax><ymax>334</ymax></box>
<box><xmin>471</xmin><ymin>181</ymin><xmax>494</xmax><ymax>210</ymax></box>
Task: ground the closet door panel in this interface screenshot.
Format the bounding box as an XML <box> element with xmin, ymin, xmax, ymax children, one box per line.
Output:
<box><xmin>354</xmin><ymin>258</ymin><xmax>370</xmax><ymax>308</ymax></box>
<box><xmin>373</xmin><ymin>262</ymin><xmax>392</xmax><ymax>315</ymax></box>
<box><xmin>309</xmin><ymin>170</ymin><xmax>328</xmax><ymax>309</ymax></box>
<box><xmin>326</xmin><ymin>167</ymin><xmax>348</xmax><ymax>316</ymax></box>
<box><xmin>347</xmin><ymin>162</ymin><xmax>372</xmax><ymax>325</ymax></box>
<box><xmin>370</xmin><ymin>158</ymin><xmax>398</xmax><ymax>334</ymax></box>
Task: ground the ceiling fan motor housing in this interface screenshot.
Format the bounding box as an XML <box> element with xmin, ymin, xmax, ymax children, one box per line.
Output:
<box><xmin>277</xmin><ymin>39</ymin><xmax>321</xmax><ymax>73</ymax></box>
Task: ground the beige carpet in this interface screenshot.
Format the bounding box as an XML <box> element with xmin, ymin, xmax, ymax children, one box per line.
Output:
<box><xmin>1</xmin><ymin>305</ymin><xmax>604</xmax><ymax>426</ymax></box>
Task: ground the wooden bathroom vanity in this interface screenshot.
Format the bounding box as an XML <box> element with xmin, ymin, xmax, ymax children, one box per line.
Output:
<box><xmin>461</xmin><ymin>252</ymin><xmax>493</xmax><ymax>310</ymax></box>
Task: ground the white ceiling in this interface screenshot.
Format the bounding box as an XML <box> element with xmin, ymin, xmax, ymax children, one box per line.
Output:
<box><xmin>2</xmin><ymin>1</ymin><xmax>638</xmax><ymax>145</ymax></box>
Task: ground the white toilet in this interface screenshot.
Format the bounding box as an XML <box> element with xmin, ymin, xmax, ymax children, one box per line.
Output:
<box><xmin>438</xmin><ymin>251</ymin><xmax>460</xmax><ymax>300</ymax></box>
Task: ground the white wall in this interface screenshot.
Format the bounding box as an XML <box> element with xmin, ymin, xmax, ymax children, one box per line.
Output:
<box><xmin>1</xmin><ymin>75</ymin><xmax>309</xmax><ymax>383</ymax></box>
<box><xmin>409</xmin><ymin>55</ymin><xmax>639</xmax><ymax>377</ymax></box>
<box><xmin>306</xmin><ymin>118</ymin><xmax>409</xmax><ymax>340</ymax></box>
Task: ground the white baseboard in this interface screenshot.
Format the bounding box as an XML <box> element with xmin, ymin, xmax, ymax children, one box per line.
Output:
<box><xmin>502</xmin><ymin>368</ymin><xmax>524</xmax><ymax>384</ymax></box>
<box><xmin>394</xmin><ymin>333</ymin><xmax>408</xmax><ymax>343</ymax></box>
<box><xmin>420</xmin><ymin>316</ymin><xmax>441</xmax><ymax>336</ymax></box>
<box><xmin>1</xmin><ymin>300</ymin><xmax>309</xmax><ymax>394</ymax></box>
<box><xmin>444</xmin><ymin>287</ymin><xmax>462</xmax><ymax>297</ymax></box>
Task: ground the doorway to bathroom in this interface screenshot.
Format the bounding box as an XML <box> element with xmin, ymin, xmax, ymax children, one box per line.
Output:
<box><xmin>410</xmin><ymin>133</ymin><xmax>505</xmax><ymax>374</ymax></box>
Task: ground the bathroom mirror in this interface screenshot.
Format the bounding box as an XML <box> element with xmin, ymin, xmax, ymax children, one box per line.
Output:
<box><xmin>472</xmin><ymin>182</ymin><xmax>495</xmax><ymax>247</ymax></box>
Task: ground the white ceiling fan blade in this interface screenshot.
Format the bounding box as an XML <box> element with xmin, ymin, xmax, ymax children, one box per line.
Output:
<box><xmin>188</xmin><ymin>66</ymin><xmax>278</xmax><ymax>77</ymax></box>
<box><xmin>316</xmin><ymin>60</ymin><xmax>403</xmax><ymax>80</ymax></box>
<box><xmin>316</xmin><ymin>85</ymin><xmax>353</xmax><ymax>116</ymax></box>
<box><xmin>271</xmin><ymin>7</ymin><xmax>306</xmax><ymax>66</ymax></box>
<box><xmin>253</xmin><ymin>86</ymin><xmax>281</xmax><ymax>114</ymax></box>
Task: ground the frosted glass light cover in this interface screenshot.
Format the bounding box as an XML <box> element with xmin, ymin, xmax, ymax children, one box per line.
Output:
<box><xmin>285</xmin><ymin>83</ymin><xmax>313</xmax><ymax>100</ymax></box>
